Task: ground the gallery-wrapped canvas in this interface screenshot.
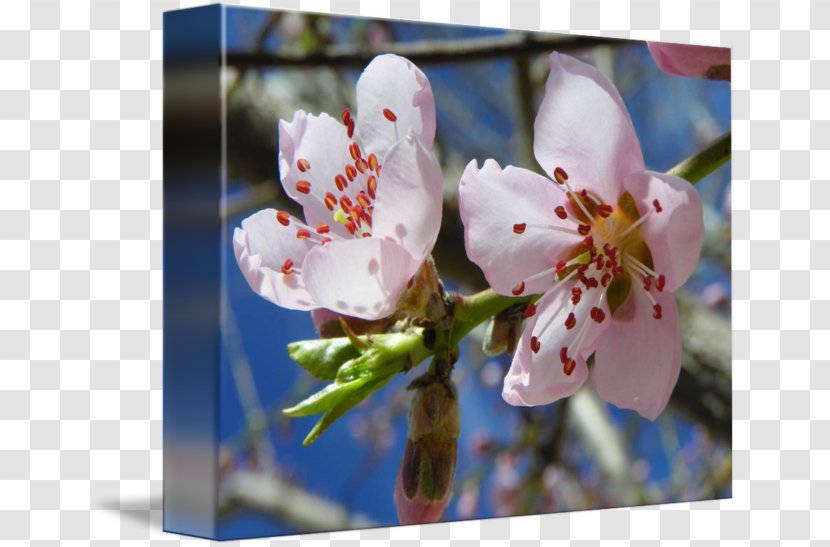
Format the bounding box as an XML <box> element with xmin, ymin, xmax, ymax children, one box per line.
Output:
<box><xmin>163</xmin><ymin>4</ymin><xmax>731</xmax><ymax>540</ymax></box>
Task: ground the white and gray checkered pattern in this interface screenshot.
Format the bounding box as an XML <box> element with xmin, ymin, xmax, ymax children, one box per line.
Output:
<box><xmin>0</xmin><ymin>0</ymin><xmax>820</xmax><ymax>543</ymax></box>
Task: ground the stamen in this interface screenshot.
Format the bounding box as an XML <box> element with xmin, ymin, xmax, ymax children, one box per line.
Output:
<box><xmin>512</xmin><ymin>281</ymin><xmax>525</xmax><ymax>296</ymax></box>
<box><xmin>341</xmin><ymin>107</ymin><xmax>351</xmax><ymax>126</ymax></box>
<box><xmin>296</xmin><ymin>158</ymin><xmax>310</xmax><ymax>172</ymax></box>
<box><xmin>655</xmin><ymin>274</ymin><xmax>666</xmax><ymax>292</ymax></box>
<box><xmin>571</xmin><ymin>287</ymin><xmax>582</xmax><ymax>305</ymax></box>
<box><xmin>553</xmin><ymin>167</ymin><xmax>568</xmax><ymax>185</ymax></box>
<box><xmin>367</xmin><ymin>153</ymin><xmax>379</xmax><ymax>172</ymax></box>
<box><xmin>316</xmin><ymin>222</ymin><xmax>330</xmax><ymax>234</ymax></box>
<box><xmin>564</xmin><ymin>312</ymin><xmax>576</xmax><ymax>330</ymax></box>
<box><xmin>281</xmin><ymin>259</ymin><xmax>294</xmax><ymax>275</ymax></box>
<box><xmin>563</xmin><ymin>359</ymin><xmax>576</xmax><ymax>376</ymax></box>
<box><xmin>335</xmin><ymin>174</ymin><xmax>348</xmax><ymax>192</ymax></box>
<box><xmin>296</xmin><ymin>229</ymin><xmax>311</xmax><ymax>240</ymax></box>
<box><xmin>653</xmin><ymin>304</ymin><xmax>662</xmax><ymax>319</ymax></box>
<box><xmin>624</xmin><ymin>253</ymin><xmax>658</xmax><ymax>279</ymax></box>
<box><xmin>347</xmin><ymin>119</ymin><xmax>355</xmax><ymax>138</ymax></box>
<box><xmin>339</xmin><ymin>195</ymin><xmax>353</xmax><ymax>214</ymax></box>
<box><xmin>577</xmin><ymin>224</ymin><xmax>591</xmax><ymax>236</ymax></box>
<box><xmin>355</xmin><ymin>158</ymin><xmax>368</xmax><ymax>173</ymax></box>
<box><xmin>597</xmin><ymin>204</ymin><xmax>613</xmax><ymax>218</ymax></box>
<box><xmin>367</xmin><ymin>176</ymin><xmax>377</xmax><ymax>200</ymax></box>
<box><xmin>356</xmin><ymin>191</ymin><xmax>371</xmax><ymax>208</ymax></box>
<box><xmin>522</xmin><ymin>302</ymin><xmax>537</xmax><ymax>319</ymax></box>
<box><xmin>345</xmin><ymin>164</ymin><xmax>357</xmax><ymax>182</ymax></box>
<box><xmin>582</xmin><ymin>235</ymin><xmax>594</xmax><ymax>250</ymax></box>
<box><xmin>590</xmin><ymin>307</ymin><xmax>605</xmax><ymax>323</ymax></box>
<box><xmin>643</xmin><ymin>276</ymin><xmax>652</xmax><ymax>291</ymax></box>
<box><xmin>344</xmin><ymin>219</ymin><xmax>357</xmax><ymax>235</ymax></box>
<box><xmin>276</xmin><ymin>211</ymin><xmax>291</xmax><ymax>226</ymax></box>
<box><xmin>530</xmin><ymin>336</ymin><xmax>541</xmax><ymax>353</ymax></box>
<box><xmin>653</xmin><ymin>199</ymin><xmax>663</xmax><ymax>213</ymax></box>
<box><xmin>383</xmin><ymin>108</ymin><xmax>398</xmax><ymax>122</ymax></box>
<box><xmin>324</xmin><ymin>192</ymin><xmax>337</xmax><ymax>211</ymax></box>
<box><xmin>295</xmin><ymin>180</ymin><xmax>311</xmax><ymax>194</ymax></box>
<box><xmin>349</xmin><ymin>142</ymin><xmax>361</xmax><ymax>161</ymax></box>
<box><xmin>560</xmin><ymin>346</ymin><xmax>570</xmax><ymax>365</ymax></box>
<box><xmin>513</xmin><ymin>223</ymin><xmax>527</xmax><ymax>234</ymax></box>
<box><xmin>554</xmin><ymin>205</ymin><xmax>568</xmax><ymax>219</ymax></box>
<box><xmin>601</xmin><ymin>273</ymin><xmax>611</xmax><ymax>287</ymax></box>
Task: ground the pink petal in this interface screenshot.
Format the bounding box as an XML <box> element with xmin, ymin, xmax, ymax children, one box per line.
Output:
<box><xmin>647</xmin><ymin>42</ymin><xmax>731</xmax><ymax>80</ymax></box>
<box><xmin>232</xmin><ymin>209</ymin><xmax>318</xmax><ymax>310</ymax></box>
<box><xmin>623</xmin><ymin>171</ymin><xmax>704</xmax><ymax>292</ymax></box>
<box><xmin>301</xmin><ymin>237</ymin><xmax>419</xmax><ymax>320</ymax></box>
<box><xmin>370</xmin><ymin>133</ymin><xmax>443</xmax><ymax>264</ymax></box>
<box><xmin>533</xmin><ymin>52</ymin><xmax>644</xmax><ymax>204</ymax></box>
<box><xmin>278</xmin><ymin>111</ymin><xmax>354</xmax><ymax>237</ymax></box>
<box><xmin>458</xmin><ymin>159</ymin><xmax>582</xmax><ymax>297</ymax></box>
<box><xmin>502</xmin><ymin>283</ymin><xmax>610</xmax><ymax>406</ymax></box>
<box><xmin>593</xmin><ymin>287</ymin><xmax>681</xmax><ymax>420</ymax></box>
<box><xmin>356</xmin><ymin>54</ymin><xmax>436</xmax><ymax>158</ymax></box>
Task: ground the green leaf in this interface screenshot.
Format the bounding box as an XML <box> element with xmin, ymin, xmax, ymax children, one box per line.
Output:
<box><xmin>287</xmin><ymin>337</ymin><xmax>360</xmax><ymax>381</ymax></box>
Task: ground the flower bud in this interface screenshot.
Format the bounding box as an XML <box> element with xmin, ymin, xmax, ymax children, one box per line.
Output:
<box><xmin>394</xmin><ymin>380</ymin><xmax>460</xmax><ymax>524</ymax></box>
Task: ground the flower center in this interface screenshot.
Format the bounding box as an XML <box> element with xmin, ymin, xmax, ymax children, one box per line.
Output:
<box><xmin>272</xmin><ymin>106</ymin><xmax>404</xmax><ymax>265</ymax></box>
<box><xmin>513</xmin><ymin>166</ymin><xmax>667</xmax><ymax>376</ymax></box>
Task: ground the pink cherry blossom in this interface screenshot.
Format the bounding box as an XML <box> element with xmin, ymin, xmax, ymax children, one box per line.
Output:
<box><xmin>234</xmin><ymin>54</ymin><xmax>443</xmax><ymax>320</ymax></box>
<box><xmin>458</xmin><ymin>52</ymin><xmax>704</xmax><ymax>420</ymax></box>
<box><xmin>647</xmin><ymin>42</ymin><xmax>731</xmax><ymax>81</ymax></box>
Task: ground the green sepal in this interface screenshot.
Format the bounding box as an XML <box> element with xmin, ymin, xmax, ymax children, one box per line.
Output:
<box><xmin>286</xmin><ymin>337</ymin><xmax>361</xmax><ymax>381</ymax></box>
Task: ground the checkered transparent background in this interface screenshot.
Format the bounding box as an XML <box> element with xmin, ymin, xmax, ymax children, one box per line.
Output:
<box><xmin>0</xmin><ymin>0</ymin><xmax>823</xmax><ymax>543</ymax></box>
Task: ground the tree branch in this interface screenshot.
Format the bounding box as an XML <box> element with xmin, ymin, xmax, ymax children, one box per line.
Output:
<box><xmin>226</xmin><ymin>32</ymin><xmax>624</xmax><ymax>69</ymax></box>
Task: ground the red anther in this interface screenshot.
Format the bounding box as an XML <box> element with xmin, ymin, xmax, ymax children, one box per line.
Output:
<box><xmin>643</xmin><ymin>276</ymin><xmax>652</xmax><ymax>291</ymax></box>
<box><xmin>583</xmin><ymin>277</ymin><xmax>599</xmax><ymax>289</ymax></box>
<box><xmin>276</xmin><ymin>211</ymin><xmax>291</xmax><ymax>226</ymax></box>
<box><xmin>553</xmin><ymin>167</ymin><xmax>568</xmax><ymax>185</ymax></box>
<box><xmin>281</xmin><ymin>259</ymin><xmax>294</xmax><ymax>275</ymax></box>
<box><xmin>511</xmin><ymin>281</ymin><xmax>525</xmax><ymax>296</ymax></box>
<box><xmin>554</xmin><ymin>205</ymin><xmax>568</xmax><ymax>219</ymax></box>
<box><xmin>603</xmin><ymin>243</ymin><xmax>617</xmax><ymax>257</ymax></box>
<box><xmin>656</xmin><ymin>274</ymin><xmax>666</xmax><ymax>292</ymax></box>
<box><xmin>577</xmin><ymin>224</ymin><xmax>591</xmax><ymax>236</ymax></box>
<box><xmin>653</xmin><ymin>304</ymin><xmax>663</xmax><ymax>319</ymax></box>
<box><xmin>590</xmin><ymin>307</ymin><xmax>606</xmax><ymax>323</ymax></box>
<box><xmin>356</xmin><ymin>191</ymin><xmax>371</xmax><ymax>208</ymax></box>
<box><xmin>347</xmin><ymin>119</ymin><xmax>355</xmax><ymax>138</ymax></box>
<box><xmin>594</xmin><ymin>256</ymin><xmax>604</xmax><ymax>270</ymax></box>
<box><xmin>295</xmin><ymin>180</ymin><xmax>312</xmax><ymax>194</ymax></box>
<box><xmin>321</xmin><ymin>237</ymin><xmax>332</xmax><ymax>245</ymax></box>
<box><xmin>349</xmin><ymin>142</ymin><xmax>361</xmax><ymax>160</ymax></box>
<box><xmin>367</xmin><ymin>176</ymin><xmax>377</xmax><ymax>200</ymax></box>
<box><xmin>367</xmin><ymin>153</ymin><xmax>379</xmax><ymax>172</ymax></box>
<box><xmin>349</xmin><ymin>205</ymin><xmax>362</xmax><ymax>225</ymax></box>
<box><xmin>382</xmin><ymin>108</ymin><xmax>398</xmax><ymax>122</ymax></box>
<box><xmin>577</xmin><ymin>264</ymin><xmax>588</xmax><ymax>275</ymax></box>
<box><xmin>324</xmin><ymin>192</ymin><xmax>337</xmax><ymax>211</ymax></box>
<box><xmin>376</xmin><ymin>165</ymin><xmax>382</xmax><ymax>176</ymax></box>
<box><xmin>559</xmin><ymin>346</ymin><xmax>570</xmax><ymax>365</ymax></box>
<box><xmin>601</xmin><ymin>273</ymin><xmax>611</xmax><ymax>287</ymax></box>
<box><xmin>580</xmin><ymin>189</ymin><xmax>589</xmax><ymax>201</ymax></box>
<box><xmin>522</xmin><ymin>302</ymin><xmax>537</xmax><ymax>319</ymax></box>
<box><xmin>339</xmin><ymin>195</ymin><xmax>353</xmax><ymax>213</ymax></box>
<box><xmin>653</xmin><ymin>199</ymin><xmax>663</xmax><ymax>213</ymax></box>
<box><xmin>362</xmin><ymin>232</ymin><xmax>371</xmax><ymax>238</ymax></box>
<box><xmin>341</xmin><ymin>107</ymin><xmax>351</xmax><ymax>126</ymax></box>
<box><xmin>513</xmin><ymin>223</ymin><xmax>527</xmax><ymax>234</ymax></box>
<box><xmin>344</xmin><ymin>219</ymin><xmax>357</xmax><ymax>235</ymax></box>
<box><xmin>563</xmin><ymin>358</ymin><xmax>576</xmax><ymax>376</ymax></box>
<box><xmin>334</xmin><ymin>174</ymin><xmax>347</xmax><ymax>192</ymax></box>
<box><xmin>530</xmin><ymin>336</ymin><xmax>541</xmax><ymax>353</ymax></box>
<box><xmin>361</xmin><ymin>211</ymin><xmax>373</xmax><ymax>228</ymax></box>
<box><xmin>296</xmin><ymin>229</ymin><xmax>311</xmax><ymax>240</ymax></box>
<box><xmin>571</xmin><ymin>286</ymin><xmax>582</xmax><ymax>305</ymax></box>
<box><xmin>598</xmin><ymin>204</ymin><xmax>613</xmax><ymax>218</ymax></box>
<box><xmin>355</xmin><ymin>158</ymin><xmax>368</xmax><ymax>173</ymax></box>
<box><xmin>565</xmin><ymin>312</ymin><xmax>576</xmax><ymax>330</ymax></box>
<box><xmin>345</xmin><ymin>164</ymin><xmax>357</xmax><ymax>181</ymax></box>
<box><xmin>582</xmin><ymin>235</ymin><xmax>594</xmax><ymax>250</ymax></box>
<box><xmin>556</xmin><ymin>260</ymin><xmax>568</xmax><ymax>275</ymax></box>
<box><xmin>316</xmin><ymin>222</ymin><xmax>330</xmax><ymax>234</ymax></box>
<box><xmin>613</xmin><ymin>265</ymin><xmax>624</xmax><ymax>277</ymax></box>
<box><xmin>296</xmin><ymin>158</ymin><xmax>310</xmax><ymax>172</ymax></box>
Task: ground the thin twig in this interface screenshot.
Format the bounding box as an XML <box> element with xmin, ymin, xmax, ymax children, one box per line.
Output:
<box><xmin>226</xmin><ymin>33</ymin><xmax>624</xmax><ymax>69</ymax></box>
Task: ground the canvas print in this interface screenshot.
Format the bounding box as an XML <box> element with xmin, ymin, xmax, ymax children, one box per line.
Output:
<box><xmin>163</xmin><ymin>5</ymin><xmax>731</xmax><ymax>540</ymax></box>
